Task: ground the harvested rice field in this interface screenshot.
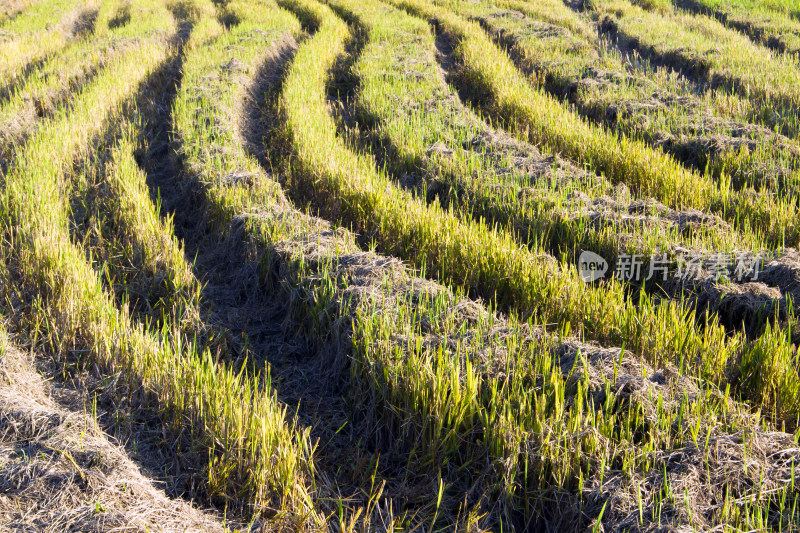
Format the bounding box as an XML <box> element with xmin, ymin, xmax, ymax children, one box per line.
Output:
<box><xmin>2</xmin><ymin>0</ymin><xmax>800</xmax><ymax>530</ymax></box>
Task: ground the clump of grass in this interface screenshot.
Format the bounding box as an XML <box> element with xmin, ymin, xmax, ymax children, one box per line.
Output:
<box><xmin>0</xmin><ymin>0</ymin><xmax>39</xmax><ymax>24</ymax></box>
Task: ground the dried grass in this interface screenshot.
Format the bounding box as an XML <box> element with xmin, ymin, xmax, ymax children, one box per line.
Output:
<box><xmin>0</xmin><ymin>341</ymin><xmax>227</xmax><ymax>533</ymax></box>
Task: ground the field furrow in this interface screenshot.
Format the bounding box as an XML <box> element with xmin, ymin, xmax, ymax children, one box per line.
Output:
<box><xmin>0</xmin><ymin>330</ymin><xmax>231</xmax><ymax>531</ymax></box>
<box><xmin>0</xmin><ymin>0</ymin><xmax>99</xmax><ymax>100</ymax></box>
<box><xmin>174</xmin><ymin>0</ymin><xmax>514</xmax><ymax>525</ymax></box>
<box><xmin>673</xmin><ymin>0</ymin><xmax>800</xmax><ymax>56</ymax></box>
<box><xmin>168</xmin><ymin>1</ymin><xmax>800</xmax><ymax>529</ymax></box>
<box><xmin>390</xmin><ymin>0</ymin><xmax>800</xmax><ymax>249</ymax></box>
<box><xmin>453</xmin><ymin>0</ymin><xmax>800</xmax><ymax>198</ymax></box>
<box><xmin>0</xmin><ymin>1</ymin><xmax>319</xmax><ymax>522</ymax></box>
<box><xmin>588</xmin><ymin>0</ymin><xmax>800</xmax><ymax>135</ymax></box>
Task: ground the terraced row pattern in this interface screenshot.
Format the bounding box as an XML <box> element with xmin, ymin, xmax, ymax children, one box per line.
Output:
<box><xmin>389</xmin><ymin>0</ymin><xmax>800</xmax><ymax>248</ymax></box>
<box><xmin>176</xmin><ymin>0</ymin><xmax>800</xmax><ymax>528</ymax></box>
<box><xmin>588</xmin><ymin>0</ymin><xmax>800</xmax><ymax>137</ymax></box>
<box><xmin>0</xmin><ymin>0</ymin><xmax>172</xmax><ymax>167</ymax></box>
<box><xmin>448</xmin><ymin>0</ymin><xmax>800</xmax><ymax>197</ymax></box>
<box><xmin>4</xmin><ymin>0</ymin><xmax>800</xmax><ymax>529</ymax></box>
<box><xmin>0</xmin><ymin>0</ymin><xmax>318</xmax><ymax>521</ymax></box>
<box><xmin>0</xmin><ymin>0</ymin><xmax>97</xmax><ymax>97</ymax></box>
<box><xmin>672</xmin><ymin>0</ymin><xmax>800</xmax><ymax>56</ymax></box>
<box><xmin>330</xmin><ymin>0</ymin><xmax>800</xmax><ymax>342</ymax></box>
<box><xmin>278</xmin><ymin>0</ymin><xmax>800</xmax><ymax>421</ymax></box>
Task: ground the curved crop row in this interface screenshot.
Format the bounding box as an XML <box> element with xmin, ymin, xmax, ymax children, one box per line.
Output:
<box><xmin>590</xmin><ymin>0</ymin><xmax>800</xmax><ymax>133</ymax></box>
<box><xmin>0</xmin><ymin>0</ymin><xmax>318</xmax><ymax>521</ymax></box>
<box><xmin>390</xmin><ymin>0</ymin><xmax>800</xmax><ymax>248</ymax></box>
<box><xmin>330</xmin><ymin>0</ymin><xmax>800</xmax><ymax>339</ymax></box>
<box><xmin>275</xmin><ymin>0</ymin><xmax>800</xmax><ymax>421</ymax></box>
<box><xmin>174</xmin><ymin>0</ymin><xmax>800</xmax><ymax>529</ymax></box>
<box><xmin>0</xmin><ymin>0</ymin><xmax>169</xmax><ymax>169</ymax></box>
<box><xmin>0</xmin><ymin>0</ymin><xmax>98</xmax><ymax>96</ymax></box>
<box><xmin>68</xmin><ymin>123</ymin><xmax>201</xmax><ymax>324</ymax></box>
<box><xmin>174</xmin><ymin>4</ymin><xmax>291</xmax><ymax>226</ymax></box>
<box><xmin>455</xmin><ymin>0</ymin><xmax>800</xmax><ymax>197</ymax></box>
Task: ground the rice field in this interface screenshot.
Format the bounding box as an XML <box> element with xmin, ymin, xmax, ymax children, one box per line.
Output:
<box><xmin>1</xmin><ymin>0</ymin><xmax>800</xmax><ymax>531</ymax></box>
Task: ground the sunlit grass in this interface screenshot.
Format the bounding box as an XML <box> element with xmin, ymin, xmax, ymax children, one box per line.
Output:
<box><xmin>0</xmin><ymin>0</ymin><xmax>318</xmax><ymax>521</ymax></box>
<box><xmin>392</xmin><ymin>0</ymin><xmax>800</xmax><ymax>248</ymax></box>
<box><xmin>2</xmin><ymin>0</ymin><xmax>799</xmax><ymax>529</ymax></box>
<box><xmin>447</xmin><ymin>0</ymin><xmax>800</xmax><ymax>198</ymax></box>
